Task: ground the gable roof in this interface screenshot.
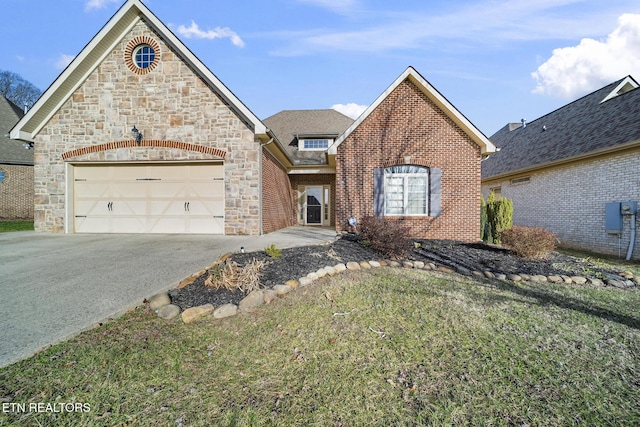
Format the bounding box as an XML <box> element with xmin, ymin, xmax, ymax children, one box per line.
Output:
<box><xmin>263</xmin><ymin>109</ymin><xmax>354</xmax><ymax>166</ymax></box>
<box><xmin>328</xmin><ymin>66</ymin><xmax>496</xmax><ymax>155</ymax></box>
<box><xmin>0</xmin><ymin>96</ymin><xmax>31</xmax><ymax>165</ymax></box>
<box><xmin>482</xmin><ymin>76</ymin><xmax>640</xmax><ymax>180</ymax></box>
<box><xmin>10</xmin><ymin>0</ymin><xmax>266</xmax><ymax>143</ymax></box>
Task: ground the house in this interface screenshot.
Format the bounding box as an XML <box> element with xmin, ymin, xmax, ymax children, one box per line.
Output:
<box><xmin>263</xmin><ymin>109</ymin><xmax>354</xmax><ymax>228</ymax></box>
<box><xmin>481</xmin><ymin>76</ymin><xmax>640</xmax><ymax>258</ymax></box>
<box><xmin>0</xmin><ymin>96</ymin><xmax>31</xmax><ymax>219</ymax></box>
<box><xmin>329</xmin><ymin>67</ymin><xmax>496</xmax><ymax>241</ymax></box>
<box><xmin>10</xmin><ymin>0</ymin><xmax>495</xmax><ymax>240</ymax></box>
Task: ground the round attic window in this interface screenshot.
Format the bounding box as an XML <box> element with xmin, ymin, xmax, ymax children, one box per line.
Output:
<box><xmin>125</xmin><ymin>36</ymin><xmax>160</xmax><ymax>75</ymax></box>
<box><xmin>134</xmin><ymin>44</ymin><xmax>155</xmax><ymax>69</ymax></box>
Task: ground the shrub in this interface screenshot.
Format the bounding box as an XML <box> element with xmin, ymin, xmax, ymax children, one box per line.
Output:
<box><xmin>486</xmin><ymin>191</ymin><xmax>513</xmax><ymax>244</ymax></box>
<box><xmin>358</xmin><ymin>215</ymin><xmax>410</xmax><ymax>259</ymax></box>
<box><xmin>204</xmin><ymin>258</ymin><xmax>267</xmax><ymax>294</ymax></box>
<box><xmin>264</xmin><ymin>244</ymin><xmax>282</xmax><ymax>258</ymax></box>
<box><xmin>480</xmin><ymin>195</ymin><xmax>488</xmax><ymax>241</ymax></box>
<box><xmin>501</xmin><ymin>226</ymin><xmax>557</xmax><ymax>259</ymax></box>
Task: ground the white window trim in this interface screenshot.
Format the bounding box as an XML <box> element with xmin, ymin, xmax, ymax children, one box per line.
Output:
<box><xmin>384</xmin><ymin>169</ymin><xmax>429</xmax><ymax>216</ymax></box>
<box><xmin>299</xmin><ymin>138</ymin><xmax>332</xmax><ymax>151</ymax></box>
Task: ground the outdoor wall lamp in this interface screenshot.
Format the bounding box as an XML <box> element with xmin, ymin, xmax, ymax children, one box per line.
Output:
<box><xmin>131</xmin><ymin>125</ymin><xmax>143</xmax><ymax>145</ymax></box>
<box><xmin>23</xmin><ymin>142</ymin><xmax>34</xmax><ymax>150</ymax></box>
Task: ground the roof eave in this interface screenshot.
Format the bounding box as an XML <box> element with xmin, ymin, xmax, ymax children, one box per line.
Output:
<box><xmin>10</xmin><ymin>0</ymin><xmax>266</xmax><ymax>142</ymax></box>
<box><xmin>482</xmin><ymin>138</ymin><xmax>640</xmax><ymax>182</ymax></box>
<box><xmin>329</xmin><ymin>66</ymin><xmax>496</xmax><ymax>155</ymax></box>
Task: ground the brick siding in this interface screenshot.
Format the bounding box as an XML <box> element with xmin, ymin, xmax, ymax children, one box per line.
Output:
<box><xmin>0</xmin><ymin>164</ymin><xmax>34</xmax><ymax>220</ymax></box>
<box><xmin>336</xmin><ymin>79</ymin><xmax>482</xmax><ymax>241</ymax></box>
<box><xmin>34</xmin><ymin>21</ymin><xmax>260</xmax><ymax>234</ymax></box>
<box><xmin>482</xmin><ymin>148</ymin><xmax>640</xmax><ymax>259</ymax></box>
<box><xmin>289</xmin><ymin>174</ymin><xmax>336</xmax><ymax>226</ymax></box>
<box><xmin>261</xmin><ymin>149</ymin><xmax>296</xmax><ymax>233</ymax></box>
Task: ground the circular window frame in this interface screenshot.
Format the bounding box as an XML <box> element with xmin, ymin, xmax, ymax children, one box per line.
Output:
<box><xmin>125</xmin><ymin>36</ymin><xmax>160</xmax><ymax>75</ymax></box>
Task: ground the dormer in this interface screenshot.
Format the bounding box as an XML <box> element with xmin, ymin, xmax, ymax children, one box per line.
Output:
<box><xmin>600</xmin><ymin>76</ymin><xmax>639</xmax><ymax>103</ymax></box>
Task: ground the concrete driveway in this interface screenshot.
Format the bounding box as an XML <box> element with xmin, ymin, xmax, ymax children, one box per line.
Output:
<box><xmin>0</xmin><ymin>227</ymin><xmax>337</xmax><ymax>368</ymax></box>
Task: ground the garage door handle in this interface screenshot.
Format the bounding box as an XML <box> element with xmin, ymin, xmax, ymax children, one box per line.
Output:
<box><xmin>184</xmin><ymin>202</ymin><xmax>190</xmax><ymax>212</ymax></box>
<box><xmin>107</xmin><ymin>202</ymin><xmax>113</xmax><ymax>211</ymax></box>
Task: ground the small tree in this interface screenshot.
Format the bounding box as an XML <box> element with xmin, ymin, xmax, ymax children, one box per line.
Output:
<box><xmin>485</xmin><ymin>191</ymin><xmax>513</xmax><ymax>244</ymax></box>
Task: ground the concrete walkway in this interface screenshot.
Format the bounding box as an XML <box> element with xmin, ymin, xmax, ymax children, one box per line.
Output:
<box><xmin>0</xmin><ymin>227</ymin><xmax>337</xmax><ymax>368</ymax></box>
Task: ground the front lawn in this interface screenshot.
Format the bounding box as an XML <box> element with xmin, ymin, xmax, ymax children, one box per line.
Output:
<box><xmin>1</xmin><ymin>268</ymin><xmax>639</xmax><ymax>426</ymax></box>
<box><xmin>0</xmin><ymin>220</ymin><xmax>34</xmax><ymax>232</ymax></box>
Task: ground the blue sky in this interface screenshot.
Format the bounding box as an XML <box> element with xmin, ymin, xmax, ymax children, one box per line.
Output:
<box><xmin>1</xmin><ymin>0</ymin><xmax>640</xmax><ymax>136</ymax></box>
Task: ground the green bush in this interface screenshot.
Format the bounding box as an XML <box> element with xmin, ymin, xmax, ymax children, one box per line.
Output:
<box><xmin>501</xmin><ymin>226</ymin><xmax>557</xmax><ymax>259</ymax></box>
<box><xmin>264</xmin><ymin>244</ymin><xmax>282</xmax><ymax>258</ymax></box>
<box><xmin>358</xmin><ymin>216</ymin><xmax>410</xmax><ymax>259</ymax></box>
<box><xmin>486</xmin><ymin>192</ymin><xmax>513</xmax><ymax>244</ymax></box>
<box><xmin>480</xmin><ymin>196</ymin><xmax>488</xmax><ymax>241</ymax></box>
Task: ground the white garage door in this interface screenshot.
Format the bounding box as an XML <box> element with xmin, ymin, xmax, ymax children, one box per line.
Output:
<box><xmin>73</xmin><ymin>163</ymin><xmax>224</xmax><ymax>234</ymax></box>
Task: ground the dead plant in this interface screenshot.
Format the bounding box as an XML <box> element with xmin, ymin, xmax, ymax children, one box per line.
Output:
<box><xmin>204</xmin><ymin>258</ymin><xmax>268</xmax><ymax>294</ymax></box>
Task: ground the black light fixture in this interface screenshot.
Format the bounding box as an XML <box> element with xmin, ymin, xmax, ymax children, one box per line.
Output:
<box><xmin>131</xmin><ymin>125</ymin><xmax>143</xmax><ymax>145</ymax></box>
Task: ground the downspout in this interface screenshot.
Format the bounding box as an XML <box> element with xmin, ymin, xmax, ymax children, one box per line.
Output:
<box><xmin>626</xmin><ymin>212</ymin><xmax>636</xmax><ymax>261</ymax></box>
<box><xmin>258</xmin><ymin>135</ymin><xmax>274</xmax><ymax>235</ymax></box>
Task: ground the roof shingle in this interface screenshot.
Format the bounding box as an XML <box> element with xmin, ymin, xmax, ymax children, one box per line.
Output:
<box><xmin>482</xmin><ymin>77</ymin><xmax>640</xmax><ymax>179</ymax></box>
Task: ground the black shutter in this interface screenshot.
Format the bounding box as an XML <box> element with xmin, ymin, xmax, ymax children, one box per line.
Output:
<box><xmin>429</xmin><ymin>168</ymin><xmax>441</xmax><ymax>216</ymax></box>
<box><xmin>373</xmin><ymin>168</ymin><xmax>384</xmax><ymax>216</ymax></box>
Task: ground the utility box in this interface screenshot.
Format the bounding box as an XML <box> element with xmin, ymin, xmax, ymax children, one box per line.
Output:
<box><xmin>621</xmin><ymin>201</ymin><xmax>638</xmax><ymax>215</ymax></box>
<box><xmin>605</xmin><ymin>202</ymin><xmax>622</xmax><ymax>234</ymax></box>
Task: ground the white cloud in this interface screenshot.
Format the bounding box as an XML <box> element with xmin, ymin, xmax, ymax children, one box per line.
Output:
<box><xmin>176</xmin><ymin>21</ymin><xmax>245</xmax><ymax>47</ymax></box>
<box><xmin>55</xmin><ymin>54</ymin><xmax>75</xmax><ymax>69</ymax></box>
<box><xmin>272</xmin><ymin>0</ymin><xmax>631</xmax><ymax>56</ymax></box>
<box><xmin>532</xmin><ymin>13</ymin><xmax>640</xmax><ymax>99</ymax></box>
<box><xmin>332</xmin><ymin>103</ymin><xmax>368</xmax><ymax>119</ymax></box>
<box><xmin>85</xmin><ymin>0</ymin><xmax>119</xmax><ymax>11</ymax></box>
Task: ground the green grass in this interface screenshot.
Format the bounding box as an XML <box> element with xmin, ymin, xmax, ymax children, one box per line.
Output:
<box><xmin>1</xmin><ymin>268</ymin><xmax>639</xmax><ymax>426</ymax></box>
<box><xmin>0</xmin><ymin>220</ymin><xmax>34</xmax><ymax>232</ymax></box>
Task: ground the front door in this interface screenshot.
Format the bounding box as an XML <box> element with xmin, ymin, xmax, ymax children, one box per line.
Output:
<box><xmin>306</xmin><ymin>186</ymin><xmax>322</xmax><ymax>224</ymax></box>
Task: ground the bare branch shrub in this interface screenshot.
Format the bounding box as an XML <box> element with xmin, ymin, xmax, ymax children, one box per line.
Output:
<box><xmin>501</xmin><ymin>226</ymin><xmax>557</xmax><ymax>259</ymax></box>
<box><xmin>204</xmin><ymin>258</ymin><xmax>268</xmax><ymax>294</ymax></box>
<box><xmin>358</xmin><ymin>215</ymin><xmax>410</xmax><ymax>259</ymax></box>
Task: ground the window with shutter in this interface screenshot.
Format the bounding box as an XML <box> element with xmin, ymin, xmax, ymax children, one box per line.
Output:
<box><xmin>373</xmin><ymin>165</ymin><xmax>441</xmax><ymax>217</ymax></box>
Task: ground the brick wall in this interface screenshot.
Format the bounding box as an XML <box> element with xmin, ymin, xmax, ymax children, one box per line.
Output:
<box><xmin>336</xmin><ymin>79</ymin><xmax>482</xmax><ymax>241</ymax></box>
<box><xmin>289</xmin><ymin>174</ymin><xmax>336</xmax><ymax>226</ymax></box>
<box><xmin>482</xmin><ymin>148</ymin><xmax>640</xmax><ymax>259</ymax></box>
<box><xmin>0</xmin><ymin>164</ymin><xmax>34</xmax><ymax>219</ymax></box>
<box><xmin>34</xmin><ymin>21</ymin><xmax>261</xmax><ymax>234</ymax></box>
<box><xmin>261</xmin><ymin>149</ymin><xmax>296</xmax><ymax>233</ymax></box>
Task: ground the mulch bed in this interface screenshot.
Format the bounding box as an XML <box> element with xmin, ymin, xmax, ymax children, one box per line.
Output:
<box><xmin>170</xmin><ymin>235</ymin><xmax>626</xmax><ymax>309</ymax></box>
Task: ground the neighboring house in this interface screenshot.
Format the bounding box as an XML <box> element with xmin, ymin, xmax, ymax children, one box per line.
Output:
<box><xmin>0</xmin><ymin>96</ymin><xmax>32</xmax><ymax>219</ymax></box>
<box><xmin>481</xmin><ymin>76</ymin><xmax>640</xmax><ymax>258</ymax></box>
<box><xmin>10</xmin><ymin>0</ymin><xmax>495</xmax><ymax>240</ymax></box>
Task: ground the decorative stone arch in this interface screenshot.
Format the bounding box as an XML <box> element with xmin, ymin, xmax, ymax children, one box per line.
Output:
<box><xmin>61</xmin><ymin>140</ymin><xmax>227</xmax><ymax>160</ymax></box>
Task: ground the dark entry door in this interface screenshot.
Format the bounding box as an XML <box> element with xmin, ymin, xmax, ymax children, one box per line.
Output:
<box><xmin>306</xmin><ymin>187</ymin><xmax>322</xmax><ymax>224</ymax></box>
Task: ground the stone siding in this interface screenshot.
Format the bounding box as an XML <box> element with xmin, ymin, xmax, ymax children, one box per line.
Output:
<box><xmin>34</xmin><ymin>21</ymin><xmax>260</xmax><ymax>234</ymax></box>
<box><xmin>336</xmin><ymin>79</ymin><xmax>482</xmax><ymax>241</ymax></box>
<box><xmin>482</xmin><ymin>148</ymin><xmax>640</xmax><ymax>259</ymax></box>
<box><xmin>0</xmin><ymin>164</ymin><xmax>34</xmax><ymax>219</ymax></box>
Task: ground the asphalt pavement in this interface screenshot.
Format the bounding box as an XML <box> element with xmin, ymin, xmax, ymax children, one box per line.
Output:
<box><xmin>0</xmin><ymin>227</ymin><xmax>338</xmax><ymax>368</ymax></box>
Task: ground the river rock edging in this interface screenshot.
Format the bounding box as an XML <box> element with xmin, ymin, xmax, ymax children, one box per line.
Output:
<box><xmin>148</xmin><ymin>257</ymin><xmax>637</xmax><ymax>322</ymax></box>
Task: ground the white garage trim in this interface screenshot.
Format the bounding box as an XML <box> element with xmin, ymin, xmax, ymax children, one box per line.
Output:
<box><xmin>68</xmin><ymin>162</ymin><xmax>224</xmax><ymax>234</ymax></box>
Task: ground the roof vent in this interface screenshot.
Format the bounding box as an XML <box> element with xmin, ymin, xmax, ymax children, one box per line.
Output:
<box><xmin>521</xmin><ymin>118</ymin><xmax>526</xmax><ymax>128</ymax></box>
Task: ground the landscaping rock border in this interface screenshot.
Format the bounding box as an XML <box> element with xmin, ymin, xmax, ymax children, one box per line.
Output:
<box><xmin>149</xmin><ymin>253</ymin><xmax>638</xmax><ymax>322</ymax></box>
